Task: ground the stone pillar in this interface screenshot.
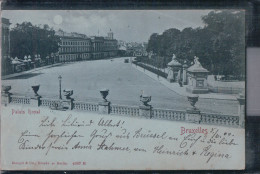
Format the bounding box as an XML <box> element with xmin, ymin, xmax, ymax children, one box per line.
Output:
<box><xmin>185</xmin><ymin>95</ymin><xmax>201</xmax><ymax>123</ymax></box>
<box><xmin>1</xmin><ymin>86</ymin><xmax>12</xmax><ymax>105</ymax></box>
<box><xmin>177</xmin><ymin>69</ymin><xmax>181</xmax><ymax>81</ymax></box>
<box><xmin>167</xmin><ymin>68</ymin><xmax>174</xmax><ymax>82</ymax></box>
<box><xmin>237</xmin><ymin>93</ymin><xmax>245</xmax><ymax>127</ymax></box>
<box><xmin>99</xmin><ymin>89</ymin><xmax>110</xmax><ymax>114</ymax></box>
<box><xmin>182</xmin><ymin>64</ymin><xmax>188</xmax><ymax>85</ymax></box>
<box><xmin>99</xmin><ymin>101</ymin><xmax>110</xmax><ymax>114</ymax></box>
<box><xmin>186</xmin><ymin>108</ymin><xmax>201</xmax><ymax>124</ymax></box>
<box><xmin>30</xmin><ymin>96</ymin><xmax>41</xmax><ymax>107</ymax></box>
<box><xmin>1</xmin><ymin>93</ymin><xmax>11</xmax><ymax>105</ymax></box>
<box><xmin>12</xmin><ymin>64</ymin><xmax>15</xmax><ymax>73</ymax></box>
<box><xmin>62</xmin><ymin>99</ymin><xmax>74</xmax><ymax>110</ymax></box>
<box><xmin>139</xmin><ymin>105</ymin><xmax>152</xmax><ymax>119</ymax></box>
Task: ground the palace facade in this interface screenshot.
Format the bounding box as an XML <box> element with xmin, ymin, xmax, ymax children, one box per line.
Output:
<box><xmin>56</xmin><ymin>30</ymin><xmax>118</xmax><ymax>62</ymax></box>
<box><xmin>1</xmin><ymin>18</ymin><xmax>12</xmax><ymax>75</ymax></box>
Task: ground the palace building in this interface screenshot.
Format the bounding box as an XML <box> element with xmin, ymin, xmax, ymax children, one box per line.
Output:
<box><xmin>56</xmin><ymin>29</ymin><xmax>118</xmax><ymax>62</ymax></box>
<box><xmin>1</xmin><ymin>18</ymin><xmax>12</xmax><ymax>75</ymax></box>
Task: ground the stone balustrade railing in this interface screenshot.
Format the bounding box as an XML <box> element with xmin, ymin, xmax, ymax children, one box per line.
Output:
<box><xmin>1</xmin><ymin>85</ymin><xmax>245</xmax><ymax>128</ymax></box>
<box><xmin>110</xmin><ymin>104</ymin><xmax>140</xmax><ymax>117</ymax></box>
<box><xmin>200</xmin><ymin>113</ymin><xmax>239</xmax><ymax>127</ymax></box>
<box><xmin>10</xmin><ymin>95</ymin><xmax>31</xmax><ymax>105</ymax></box>
<box><xmin>74</xmin><ymin>101</ymin><xmax>99</xmax><ymax>112</ymax></box>
<box><xmin>152</xmin><ymin>108</ymin><xmax>186</xmax><ymax>121</ymax></box>
<box><xmin>40</xmin><ymin>97</ymin><xmax>62</xmax><ymax>107</ymax></box>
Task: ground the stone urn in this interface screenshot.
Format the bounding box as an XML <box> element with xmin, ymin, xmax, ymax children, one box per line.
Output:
<box><xmin>237</xmin><ymin>92</ymin><xmax>245</xmax><ymax>105</ymax></box>
<box><xmin>140</xmin><ymin>93</ymin><xmax>151</xmax><ymax>106</ymax></box>
<box><xmin>2</xmin><ymin>85</ymin><xmax>11</xmax><ymax>94</ymax></box>
<box><xmin>31</xmin><ymin>84</ymin><xmax>40</xmax><ymax>97</ymax></box>
<box><xmin>187</xmin><ymin>94</ymin><xmax>199</xmax><ymax>110</ymax></box>
<box><xmin>100</xmin><ymin>89</ymin><xmax>109</xmax><ymax>102</ymax></box>
<box><xmin>63</xmin><ymin>89</ymin><xmax>73</xmax><ymax>99</ymax></box>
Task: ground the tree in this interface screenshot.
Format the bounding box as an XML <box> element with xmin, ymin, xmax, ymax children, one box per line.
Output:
<box><xmin>10</xmin><ymin>22</ymin><xmax>60</xmax><ymax>60</ymax></box>
<box><xmin>202</xmin><ymin>10</ymin><xmax>245</xmax><ymax>76</ymax></box>
<box><xmin>146</xmin><ymin>10</ymin><xmax>245</xmax><ymax>78</ymax></box>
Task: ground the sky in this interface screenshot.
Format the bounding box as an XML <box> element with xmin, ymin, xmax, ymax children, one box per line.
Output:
<box><xmin>2</xmin><ymin>10</ymin><xmax>212</xmax><ymax>42</ymax></box>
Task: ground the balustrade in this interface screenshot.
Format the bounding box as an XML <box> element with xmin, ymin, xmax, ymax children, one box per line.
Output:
<box><xmin>40</xmin><ymin>98</ymin><xmax>61</xmax><ymax>107</ymax></box>
<box><xmin>11</xmin><ymin>95</ymin><xmax>30</xmax><ymax>105</ymax></box>
<box><xmin>201</xmin><ymin>113</ymin><xmax>239</xmax><ymax>127</ymax></box>
<box><xmin>110</xmin><ymin>105</ymin><xmax>139</xmax><ymax>117</ymax></box>
<box><xmin>2</xmin><ymin>85</ymin><xmax>244</xmax><ymax>128</ymax></box>
<box><xmin>74</xmin><ymin>101</ymin><xmax>99</xmax><ymax>112</ymax></box>
<box><xmin>152</xmin><ymin>108</ymin><xmax>186</xmax><ymax>121</ymax></box>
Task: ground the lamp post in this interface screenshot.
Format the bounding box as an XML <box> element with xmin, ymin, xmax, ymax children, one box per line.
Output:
<box><xmin>58</xmin><ymin>75</ymin><xmax>62</xmax><ymax>99</ymax></box>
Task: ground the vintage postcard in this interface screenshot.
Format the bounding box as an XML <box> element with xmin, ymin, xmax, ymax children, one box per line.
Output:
<box><xmin>1</xmin><ymin>10</ymin><xmax>245</xmax><ymax>170</ymax></box>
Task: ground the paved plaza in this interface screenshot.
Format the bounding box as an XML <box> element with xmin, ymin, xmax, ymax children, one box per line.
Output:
<box><xmin>2</xmin><ymin>57</ymin><xmax>239</xmax><ymax>115</ymax></box>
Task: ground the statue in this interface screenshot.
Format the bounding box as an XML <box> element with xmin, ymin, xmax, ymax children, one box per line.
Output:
<box><xmin>194</xmin><ymin>56</ymin><xmax>202</xmax><ymax>66</ymax></box>
<box><xmin>172</xmin><ymin>54</ymin><xmax>176</xmax><ymax>60</ymax></box>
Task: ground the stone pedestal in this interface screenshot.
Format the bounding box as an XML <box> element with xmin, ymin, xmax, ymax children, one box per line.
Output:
<box><xmin>30</xmin><ymin>96</ymin><xmax>41</xmax><ymax>107</ymax></box>
<box><xmin>1</xmin><ymin>93</ymin><xmax>11</xmax><ymax>105</ymax></box>
<box><xmin>177</xmin><ymin>69</ymin><xmax>181</xmax><ymax>81</ymax></box>
<box><xmin>167</xmin><ymin>69</ymin><xmax>174</xmax><ymax>82</ymax></box>
<box><xmin>185</xmin><ymin>108</ymin><xmax>201</xmax><ymax>124</ymax></box>
<box><xmin>139</xmin><ymin>105</ymin><xmax>152</xmax><ymax>119</ymax></box>
<box><xmin>62</xmin><ymin>99</ymin><xmax>74</xmax><ymax>110</ymax></box>
<box><xmin>167</xmin><ymin>54</ymin><xmax>182</xmax><ymax>83</ymax></box>
<box><xmin>99</xmin><ymin>101</ymin><xmax>110</xmax><ymax>114</ymax></box>
<box><xmin>186</xmin><ymin>56</ymin><xmax>209</xmax><ymax>94</ymax></box>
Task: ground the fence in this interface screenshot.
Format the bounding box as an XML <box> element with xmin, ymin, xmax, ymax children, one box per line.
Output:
<box><xmin>2</xmin><ymin>86</ymin><xmax>245</xmax><ymax>128</ymax></box>
<box><xmin>132</xmin><ymin>61</ymin><xmax>167</xmax><ymax>78</ymax></box>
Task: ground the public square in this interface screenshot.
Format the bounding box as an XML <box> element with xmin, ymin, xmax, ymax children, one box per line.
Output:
<box><xmin>2</xmin><ymin>57</ymin><xmax>238</xmax><ymax>115</ymax></box>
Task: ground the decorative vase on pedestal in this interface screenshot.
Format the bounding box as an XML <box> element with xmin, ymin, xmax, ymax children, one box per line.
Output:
<box><xmin>139</xmin><ymin>91</ymin><xmax>152</xmax><ymax>119</ymax></box>
<box><xmin>62</xmin><ymin>89</ymin><xmax>74</xmax><ymax>110</ymax></box>
<box><xmin>1</xmin><ymin>85</ymin><xmax>12</xmax><ymax>104</ymax></box>
<box><xmin>99</xmin><ymin>89</ymin><xmax>110</xmax><ymax>114</ymax></box>
<box><xmin>186</xmin><ymin>94</ymin><xmax>201</xmax><ymax>123</ymax></box>
<box><xmin>31</xmin><ymin>84</ymin><xmax>41</xmax><ymax>107</ymax></box>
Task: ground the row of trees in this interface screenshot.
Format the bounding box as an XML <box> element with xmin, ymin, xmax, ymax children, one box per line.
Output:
<box><xmin>146</xmin><ymin>10</ymin><xmax>245</xmax><ymax>77</ymax></box>
<box><xmin>10</xmin><ymin>22</ymin><xmax>60</xmax><ymax>60</ymax></box>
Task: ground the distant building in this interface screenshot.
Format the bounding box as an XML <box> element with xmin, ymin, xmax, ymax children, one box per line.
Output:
<box><xmin>1</xmin><ymin>18</ymin><xmax>12</xmax><ymax>75</ymax></box>
<box><xmin>126</xmin><ymin>41</ymin><xmax>148</xmax><ymax>57</ymax></box>
<box><xmin>56</xmin><ymin>31</ymin><xmax>92</xmax><ymax>62</ymax></box>
<box><xmin>56</xmin><ymin>29</ymin><xmax>118</xmax><ymax>62</ymax></box>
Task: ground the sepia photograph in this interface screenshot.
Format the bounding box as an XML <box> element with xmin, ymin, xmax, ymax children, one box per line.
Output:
<box><xmin>1</xmin><ymin>9</ymin><xmax>246</xmax><ymax>170</ymax></box>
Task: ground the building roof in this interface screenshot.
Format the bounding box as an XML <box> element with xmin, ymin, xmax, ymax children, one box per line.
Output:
<box><xmin>55</xmin><ymin>30</ymin><xmax>89</xmax><ymax>39</ymax></box>
<box><xmin>187</xmin><ymin>56</ymin><xmax>209</xmax><ymax>73</ymax></box>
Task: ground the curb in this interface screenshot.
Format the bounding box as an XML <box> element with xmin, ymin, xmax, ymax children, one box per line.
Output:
<box><xmin>2</xmin><ymin>63</ymin><xmax>63</xmax><ymax>80</ymax></box>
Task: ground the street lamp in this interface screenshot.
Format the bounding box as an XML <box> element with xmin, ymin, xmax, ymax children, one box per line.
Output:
<box><xmin>58</xmin><ymin>75</ymin><xmax>62</xmax><ymax>99</ymax></box>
